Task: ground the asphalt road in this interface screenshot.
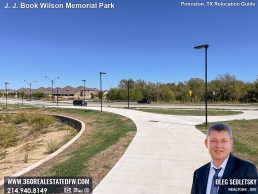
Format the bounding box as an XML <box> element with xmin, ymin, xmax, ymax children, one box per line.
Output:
<box><xmin>3</xmin><ymin>98</ymin><xmax>258</xmax><ymax>110</ymax></box>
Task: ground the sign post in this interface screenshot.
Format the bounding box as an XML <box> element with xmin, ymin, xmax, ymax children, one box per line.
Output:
<box><xmin>189</xmin><ymin>90</ymin><xmax>193</xmax><ymax>103</ymax></box>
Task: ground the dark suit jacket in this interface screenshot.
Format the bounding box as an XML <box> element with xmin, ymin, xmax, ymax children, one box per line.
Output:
<box><xmin>191</xmin><ymin>154</ymin><xmax>258</xmax><ymax>194</ymax></box>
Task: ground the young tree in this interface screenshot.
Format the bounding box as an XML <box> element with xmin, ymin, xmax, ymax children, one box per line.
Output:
<box><xmin>175</xmin><ymin>82</ymin><xmax>187</xmax><ymax>102</ymax></box>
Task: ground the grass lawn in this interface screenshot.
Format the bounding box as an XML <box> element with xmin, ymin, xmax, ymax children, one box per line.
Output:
<box><xmin>0</xmin><ymin>103</ymin><xmax>36</xmax><ymax>109</ymax></box>
<box><xmin>196</xmin><ymin>119</ymin><xmax>258</xmax><ymax>168</ymax></box>
<box><xmin>46</xmin><ymin>108</ymin><xmax>135</xmax><ymax>175</ymax></box>
<box><xmin>135</xmin><ymin>108</ymin><xmax>243</xmax><ymax>116</ymax></box>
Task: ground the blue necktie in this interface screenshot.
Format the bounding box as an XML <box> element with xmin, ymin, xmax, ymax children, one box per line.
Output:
<box><xmin>210</xmin><ymin>167</ymin><xmax>222</xmax><ymax>194</ymax></box>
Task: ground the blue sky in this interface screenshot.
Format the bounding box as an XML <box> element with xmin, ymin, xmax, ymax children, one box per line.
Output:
<box><xmin>0</xmin><ymin>0</ymin><xmax>257</xmax><ymax>90</ymax></box>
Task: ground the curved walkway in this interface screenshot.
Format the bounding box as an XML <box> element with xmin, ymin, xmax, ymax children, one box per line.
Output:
<box><xmin>59</xmin><ymin>107</ymin><xmax>258</xmax><ymax>194</ymax></box>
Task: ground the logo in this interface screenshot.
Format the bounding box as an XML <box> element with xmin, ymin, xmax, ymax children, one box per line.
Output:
<box><xmin>64</xmin><ymin>186</ymin><xmax>72</xmax><ymax>193</ymax></box>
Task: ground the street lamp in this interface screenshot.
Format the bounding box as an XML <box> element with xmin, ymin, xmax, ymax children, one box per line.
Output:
<box><xmin>194</xmin><ymin>44</ymin><xmax>209</xmax><ymax>127</ymax></box>
<box><xmin>24</xmin><ymin>80</ymin><xmax>36</xmax><ymax>101</ymax></box>
<box><xmin>81</xmin><ymin>80</ymin><xmax>86</xmax><ymax>102</ymax></box>
<box><xmin>45</xmin><ymin>76</ymin><xmax>59</xmax><ymax>103</ymax></box>
<box><xmin>127</xmin><ymin>80</ymin><xmax>130</xmax><ymax>109</ymax></box>
<box><xmin>56</xmin><ymin>87</ymin><xmax>59</xmax><ymax>106</ymax></box>
<box><xmin>5</xmin><ymin>82</ymin><xmax>10</xmax><ymax>109</ymax></box>
<box><xmin>21</xmin><ymin>90</ymin><xmax>25</xmax><ymax>105</ymax></box>
<box><xmin>99</xmin><ymin>72</ymin><xmax>106</xmax><ymax>112</ymax></box>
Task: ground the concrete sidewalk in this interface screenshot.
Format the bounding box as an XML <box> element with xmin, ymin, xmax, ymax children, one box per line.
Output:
<box><xmin>71</xmin><ymin>107</ymin><xmax>257</xmax><ymax>194</ymax></box>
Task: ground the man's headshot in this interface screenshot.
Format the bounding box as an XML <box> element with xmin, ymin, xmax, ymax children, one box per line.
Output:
<box><xmin>191</xmin><ymin>123</ymin><xmax>258</xmax><ymax>194</ymax></box>
<box><xmin>205</xmin><ymin>124</ymin><xmax>233</xmax><ymax>168</ymax></box>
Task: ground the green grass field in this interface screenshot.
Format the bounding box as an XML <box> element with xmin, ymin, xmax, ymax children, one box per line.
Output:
<box><xmin>0</xmin><ymin>103</ymin><xmax>36</xmax><ymax>109</ymax></box>
<box><xmin>135</xmin><ymin>108</ymin><xmax>243</xmax><ymax>116</ymax></box>
<box><xmin>43</xmin><ymin>108</ymin><xmax>136</xmax><ymax>176</ymax></box>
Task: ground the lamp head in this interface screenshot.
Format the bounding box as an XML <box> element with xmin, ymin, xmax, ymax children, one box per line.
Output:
<box><xmin>194</xmin><ymin>44</ymin><xmax>209</xmax><ymax>50</ymax></box>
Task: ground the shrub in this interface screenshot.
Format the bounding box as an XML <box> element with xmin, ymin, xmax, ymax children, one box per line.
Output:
<box><xmin>28</xmin><ymin>114</ymin><xmax>54</xmax><ymax>132</ymax></box>
<box><xmin>45</xmin><ymin>139</ymin><xmax>59</xmax><ymax>154</ymax></box>
<box><xmin>24</xmin><ymin>152</ymin><xmax>28</xmax><ymax>163</ymax></box>
<box><xmin>22</xmin><ymin>143</ymin><xmax>33</xmax><ymax>151</ymax></box>
<box><xmin>11</xmin><ymin>112</ymin><xmax>28</xmax><ymax>124</ymax></box>
<box><xmin>0</xmin><ymin>125</ymin><xmax>18</xmax><ymax>148</ymax></box>
<box><xmin>0</xmin><ymin>114</ymin><xmax>12</xmax><ymax>123</ymax></box>
<box><xmin>0</xmin><ymin>149</ymin><xmax>7</xmax><ymax>159</ymax></box>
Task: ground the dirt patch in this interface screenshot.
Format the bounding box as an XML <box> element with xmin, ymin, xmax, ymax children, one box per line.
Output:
<box><xmin>0</xmin><ymin>112</ymin><xmax>77</xmax><ymax>180</ymax></box>
<box><xmin>0</xmin><ymin>131</ymin><xmax>70</xmax><ymax>179</ymax></box>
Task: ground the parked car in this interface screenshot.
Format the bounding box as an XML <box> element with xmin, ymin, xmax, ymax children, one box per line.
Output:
<box><xmin>137</xmin><ymin>99</ymin><xmax>151</xmax><ymax>104</ymax></box>
<box><xmin>73</xmin><ymin>100</ymin><xmax>87</xmax><ymax>106</ymax></box>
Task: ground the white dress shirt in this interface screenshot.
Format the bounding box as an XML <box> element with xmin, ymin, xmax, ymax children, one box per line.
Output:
<box><xmin>206</xmin><ymin>156</ymin><xmax>229</xmax><ymax>194</ymax></box>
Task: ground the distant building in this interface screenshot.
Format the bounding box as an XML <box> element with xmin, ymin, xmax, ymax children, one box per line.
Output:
<box><xmin>12</xmin><ymin>86</ymin><xmax>100</xmax><ymax>99</ymax></box>
<box><xmin>0</xmin><ymin>89</ymin><xmax>16</xmax><ymax>95</ymax></box>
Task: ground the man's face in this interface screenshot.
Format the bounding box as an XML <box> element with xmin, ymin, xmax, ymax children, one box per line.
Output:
<box><xmin>205</xmin><ymin>130</ymin><xmax>233</xmax><ymax>165</ymax></box>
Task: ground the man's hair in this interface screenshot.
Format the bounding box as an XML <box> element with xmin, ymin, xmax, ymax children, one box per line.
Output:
<box><xmin>206</xmin><ymin>123</ymin><xmax>233</xmax><ymax>139</ymax></box>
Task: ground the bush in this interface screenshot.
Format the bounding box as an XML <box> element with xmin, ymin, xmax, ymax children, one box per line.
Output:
<box><xmin>0</xmin><ymin>125</ymin><xmax>18</xmax><ymax>148</ymax></box>
<box><xmin>45</xmin><ymin>139</ymin><xmax>59</xmax><ymax>154</ymax></box>
<box><xmin>0</xmin><ymin>114</ymin><xmax>12</xmax><ymax>123</ymax></box>
<box><xmin>0</xmin><ymin>149</ymin><xmax>7</xmax><ymax>159</ymax></box>
<box><xmin>11</xmin><ymin>112</ymin><xmax>28</xmax><ymax>124</ymax></box>
<box><xmin>28</xmin><ymin>114</ymin><xmax>54</xmax><ymax>132</ymax></box>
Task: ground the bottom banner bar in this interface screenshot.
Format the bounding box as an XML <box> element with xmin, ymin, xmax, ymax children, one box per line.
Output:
<box><xmin>4</xmin><ymin>177</ymin><xmax>92</xmax><ymax>194</ymax></box>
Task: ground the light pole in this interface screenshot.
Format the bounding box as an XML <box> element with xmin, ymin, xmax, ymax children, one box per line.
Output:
<box><xmin>5</xmin><ymin>82</ymin><xmax>10</xmax><ymax>109</ymax></box>
<box><xmin>127</xmin><ymin>80</ymin><xmax>130</xmax><ymax>109</ymax></box>
<box><xmin>21</xmin><ymin>90</ymin><xmax>24</xmax><ymax>105</ymax></box>
<box><xmin>194</xmin><ymin>44</ymin><xmax>209</xmax><ymax>127</ymax></box>
<box><xmin>81</xmin><ymin>80</ymin><xmax>86</xmax><ymax>102</ymax></box>
<box><xmin>45</xmin><ymin>76</ymin><xmax>59</xmax><ymax>103</ymax></box>
<box><xmin>99</xmin><ymin>72</ymin><xmax>106</xmax><ymax>112</ymax></box>
<box><xmin>56</xmin><ymin>87</ymin><xmax>59</xmax><ymax>106</ymax></box>
<box><xmin>24</xmin><ymin>80</ymin><xmax>36</xmax><ymax>101</ymax></box>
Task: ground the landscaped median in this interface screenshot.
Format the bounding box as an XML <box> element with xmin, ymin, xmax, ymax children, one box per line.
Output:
<box><xmin>0</xmin><ymin>108</ymin><xmax>136</xmax><ymax>191</ymax></box>
<box><xmin>134</xmin><ymin>108</ymin><xmax>243</xmax><ymax>116</ymax></box>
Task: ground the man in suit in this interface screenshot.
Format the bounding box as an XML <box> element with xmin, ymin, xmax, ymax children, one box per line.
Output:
<box><xmin>191</xmin><ymin>123</ymin><xmax>257</xmax><ymax>194</ymax></box>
